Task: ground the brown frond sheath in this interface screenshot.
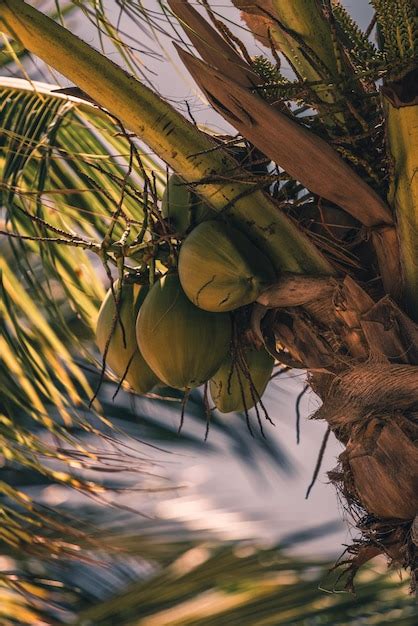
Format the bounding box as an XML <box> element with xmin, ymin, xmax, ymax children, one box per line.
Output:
<box><xmin>257</xmin><ymin>274</ymin><xmax>338</xmax><ymax>308</ymax></box>
<box><xmin>253</xmin><ymin>263</ymin><xmax>418</xmax><ymax>580</ymax></box>
<box><xmin>167</xmin><ymin>0</ymin><xmax>259</xmax><ymax>89</ymax></box>
<box><xmin>174</xmin><ymin>49</ymin><xmax>390</xmax><ymax>225</ymax></box>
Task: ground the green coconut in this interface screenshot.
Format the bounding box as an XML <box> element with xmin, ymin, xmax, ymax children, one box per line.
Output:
<box><xmin>210</xmin><ymin>346</ymin><xmax>274</xmax><ymax>413</ymax></box>
<box><xmin>161</xmin><ymin>173</ymin><xmax>215</xmax><ymax>235</ymax></box>
<box><xmin>178</xmin><ymin>220</ymin><xmax>276</xmax><ymax>312</ymax></box>
<box><xmin>96</xmin><ymin>282</ymin><xmax>159</xmax><ymax>394</ymax></box>
<box><xmin>136</xmin><ymin>273</ymin><xmax>231</xmax><ymax>389</ymax></box>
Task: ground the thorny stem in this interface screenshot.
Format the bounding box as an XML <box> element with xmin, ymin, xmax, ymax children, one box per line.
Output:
<box><xmin>12</xmin><ymin>202</ymin><xmax>82</xmax><ymax>239</ymax></box>
<box><xmin>97</xmin><ymin>143</ymin><xmax>132</xmax><ymax>358</ymax></box>
<box><xmin>114</xmin><ymin>255</ymin><xmax>127</xmax><ymax>347</ymax></box>
<box><xmin>101</xmin><ymin>133</ymin><xmax>134</xmax><ymax>247</ymax></box>
<box><xmin>90</xmin><ymin>249</ymin><xmax>128</xmax><ymax>407</ymax></box>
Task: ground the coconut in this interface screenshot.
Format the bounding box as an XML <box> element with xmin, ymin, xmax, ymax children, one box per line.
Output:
<box><xmin>178</xmin><ymin>220</ymin><xmax>276</xmax><ymax>312</ymax></box>
<box><xmin>161</xmin><ymin>173</ymin><xmax>215</xmax><ymax>235</ymax></box>
<box><xmin>136</xmin><ymin>273</ymin><xmax>231</xmax><ymax>389</ymax></box>
<box><xmin>210</xmin><ymin>346</ymin><xmax>274</xmax><ymax>413</ymax></box>
<box><xmin>96</xmin><ymin>283</ymin><xmax>159</xmax><ymax>394</ymax></box>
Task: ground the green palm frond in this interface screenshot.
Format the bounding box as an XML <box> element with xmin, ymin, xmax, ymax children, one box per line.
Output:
<box><xmin>0</xmin><ymin>81</ymin><xmax>292</xmax><ymax>459</ymax></box>
<box><xmin>52</xmin><ymin>525</ymin><xmax>418</xmax><ymax>624</ymax></box>
<box><xmin>0</xmin><ymin>79</ymin><xmax>159</xmax><ymax>441</ymax></box>
<box><xmin>67</xmin><ymin>0</ymin><xmax>167</xmax><ymax>77</ymax></box>
<box><xmin>1</xmin><ymin>513</ymin><xmax>415</xmax><ymax>625</ymax></box>
<box><xmin>0</xmin><ymin>0</ymin><xmax>165</xmax><ymax>78</ymax></box>
<box><xmin>0</xmin><ymin>77</ymin><xmax>296</xmax><ymax>605</ymax></box>
<box><xmin>78</xmin><ymin>558</ymin><xmax>413</xmax><ymax>626</ymax></box>
<box><xmin>0</xmin><ymin>1</ymin><xmax>335</xmax><ymax>278</ymax></box>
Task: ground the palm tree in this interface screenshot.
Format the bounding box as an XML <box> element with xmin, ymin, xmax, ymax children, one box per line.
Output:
<box><xmin>0</xmin><ymin>0</ymin><xmax>417</xmax><ymax>601</ymax></box>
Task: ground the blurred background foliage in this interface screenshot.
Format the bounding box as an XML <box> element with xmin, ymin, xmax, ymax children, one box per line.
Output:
<box><xmin>0</xmin><ymin>1</ymin><xmax>416</xmax><ymax>624</ymax></box>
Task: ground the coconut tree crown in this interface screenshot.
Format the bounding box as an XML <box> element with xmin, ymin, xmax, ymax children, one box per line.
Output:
<box><xmin>0</xmin><ymin>0</ymin><xmax>417</xmax><ymax>593</ymax></box>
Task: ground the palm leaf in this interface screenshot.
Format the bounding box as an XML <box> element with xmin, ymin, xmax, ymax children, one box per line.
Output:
<box><xmin>0</xmin><ymin>79</ymin><xmax>294</xmax><ymax>464</ymax></box>
<box><xmin>70</xmin><ymin>525</ymin><xmax>416</xmax><ymax>625</ymax></box>
<box><xmin>1</xmin><ymin>511</ymin><xmax>415</xmax><ymax>625</ymax></box>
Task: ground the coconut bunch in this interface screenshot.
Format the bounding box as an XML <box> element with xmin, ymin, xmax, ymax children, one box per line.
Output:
<box><xmin>96</xmin><ymin>175</ymin><xmax>276</xmax><ymax>416</ymax></box>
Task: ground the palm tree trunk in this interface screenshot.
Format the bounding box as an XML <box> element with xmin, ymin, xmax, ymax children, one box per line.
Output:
<box><xmin>261</xmin><ymin>273</ymin><xmax>418</xmax><ymax>587</ymax></box>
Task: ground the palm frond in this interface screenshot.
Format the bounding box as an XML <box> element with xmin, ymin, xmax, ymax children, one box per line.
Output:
<box><xmin>1</xmin><ymin>512</ymin><xmax>415</xmax><ymax>625</ymax></box>
<box><xmin>0</xmin><ymin>81</ymin><xmax>292</xmax><ymax>461</ymax></box>
<box><xmin>72</xmin><ymin>527</ymin><xmax>416</xmax><ymax>625</ymax></box>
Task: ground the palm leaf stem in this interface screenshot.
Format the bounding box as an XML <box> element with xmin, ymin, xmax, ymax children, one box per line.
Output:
<box><xmin>384</xmin><ymin>99</ymin><xmax>418</xmax><ymax>318</ymax></box>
